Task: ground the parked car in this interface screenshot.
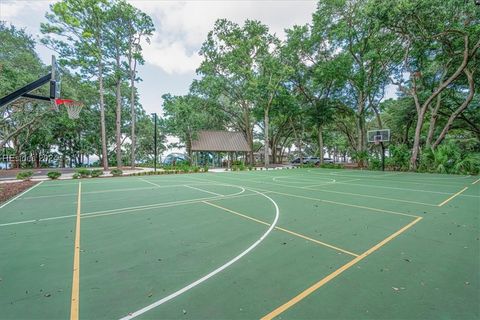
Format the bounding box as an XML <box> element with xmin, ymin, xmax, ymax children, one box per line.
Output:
<box><xmin>291</xmin><ymin>157</ymin><xmax>302</xmax><ymax>164</ymax></box>
<box><xmin>306</xmin><ymin>157</ymin><xmax>320</xmax><ymax>164</ymax></box>
<box><xmin>163</xmin><ymin>153</ymin><xmax>190</xmax><ymax>165</ymax></box>
<box><xmin>323</xmin><ymin>158</ymin><xmax>334</xmax><ymax>164</ymax></box>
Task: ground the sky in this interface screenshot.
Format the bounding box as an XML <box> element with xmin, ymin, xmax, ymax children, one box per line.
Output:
<box><xmin>0</xmin><ymin>0</ymin><xmax>319</xmax><ymax>115</ymax></box>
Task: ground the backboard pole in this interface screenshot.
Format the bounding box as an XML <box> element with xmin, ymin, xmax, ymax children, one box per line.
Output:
<box><xmin>380</xmin><ymin>142</ymin><xmax>385</xmax><ymax>171</ymax></box>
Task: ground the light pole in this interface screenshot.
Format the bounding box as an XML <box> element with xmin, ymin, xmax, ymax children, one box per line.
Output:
<box><xmin>151</xmin><ymin>113</ymin><xmax>158</xmax><ymax>172</ymax></box>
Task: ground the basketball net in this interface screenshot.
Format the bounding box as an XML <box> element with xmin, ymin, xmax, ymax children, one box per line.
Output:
<box><xmin>54</xmin><ymin>99</ymin><xmax>83</xmax><ymax>119</ymax></box>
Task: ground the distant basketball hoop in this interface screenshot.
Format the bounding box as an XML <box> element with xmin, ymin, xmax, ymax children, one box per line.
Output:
<box><xmin>368</xmin><ymin>129</ymin><xmax>390</xmax><ymax>171</ymax></box>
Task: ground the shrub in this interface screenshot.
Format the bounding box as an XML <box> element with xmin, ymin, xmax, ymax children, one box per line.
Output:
<box><xmin>192</xmin><ymin>166</ymin><xmax>200</xmax><ymax>173</ymax></box>
<box><xmin>110</xmin><ymin>168</ymin><xmax>123</xmax><ymax>176</ymax></box>
<box><xmin>319</xmin><ymin>163</ymin><xmax>344</xmax><ymax>169</ymax></box>
<box><xmin>387</xmin><ymin>144</ymin><xmax>410</xmax><ymax>171</ymax></box>
<box><xmin>17</xmin><ymin>171</ymin><xmax>33</xmax><ymax>181</ymax></box>
<box><xmin>76</xmin><ymin>168</ymin><xmax>91</xmax><ymax>178</ymax></box>
<box><xmin>47</xmin><ymin>171</ymin><xmax>62</xmax><ymax>180</ymax></box>
<box><xmin>203</xmin><ymin>166</ymin><xmax>209</xmax><ymax>172</ymax></box>
<box><xmin>299</xmin><ymin>163</ymin><xmax>315</xmax><ymax>168</ymax></box>
<box><xmin>248</xmin><ymin>165</ymin><xmax>253</xmax><ymax>171</ymax></box>
<box><xmin>368</xmin><ymin>155</ymin><xmax>382</xmax><ymax>171</ymax></box>
<box><xmin>91</xmin><ymin>169</ymin><xmax>103</xmax><ymax>178</ymax></box>
<box><xmin>72</xmin><ymin>173</ymin><xmax>81</xmax><ymax>179</ymax></box>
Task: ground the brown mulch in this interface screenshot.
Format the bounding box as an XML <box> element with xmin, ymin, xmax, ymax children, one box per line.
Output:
<box><xmin>0</xmin><ymin>181</ymin><xmax>37</xmax><ymax>204</ymax></box>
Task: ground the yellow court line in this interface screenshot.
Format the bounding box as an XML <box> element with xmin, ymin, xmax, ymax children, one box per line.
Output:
<box><xmin>438</xmin><ymin>187</ymin><xmax>469</xmax><ymax>207</ymax></box>
<box><xmin>203</xmin><ymin>201</ymin><xmax>359</xmax><ymax>257</ymax></box>
<box><xmin>70</xmin><ymin>182</ymin><xmax>82</xmax><ymax>320</ymax></box>
<box><xmin>472</xmin><ymin>178</ymin><xmax>480</xmax><ymax>185</ymax></box>
<box><xmin>261</xmin><ymin>216</ymin><xmax>423</xmax><ymax>320</ymax></box>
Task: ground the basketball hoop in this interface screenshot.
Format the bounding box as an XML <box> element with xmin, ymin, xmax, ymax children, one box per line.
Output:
<box><xmin>54</xmin><ymin>99</ymin><xmax>83</xmax><ymax>119</ymax></box>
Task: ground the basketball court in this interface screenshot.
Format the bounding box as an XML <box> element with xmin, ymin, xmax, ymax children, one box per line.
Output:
<box><xmin>0</xmin><ymin>169</ymin><xmax>478</xmax><ymax>319</ymax></box>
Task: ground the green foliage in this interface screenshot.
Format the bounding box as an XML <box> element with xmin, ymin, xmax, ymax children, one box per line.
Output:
<box><xmin>110</xmin><ymin>168</ymin><xmax>123</xmax><ymax>176</ymax></box>
<box><xmin>319</xmin><ymin>163</ymin><xmax>344</xmax><ymax>169</ymax></box>
<box><xmin>91</xmin><ymin>169</ymin><xmax>103</xmax><ymax>178</ymax></box>
<box><xmin>299</xmin><ymin>163</ymin><xmax>315</xmax><ymax>168</ymax></box>
<box><xmin>76</xmin><ymin>168</ymin><xmax>91</xmax><ymax>178</ymax></box>
<box><xmin>417</xmin><ymin>140</ymin><xmax>479</xmax><ymax>175</ymax></box>
<box><xmin>387</xmin><ymin>144</ymin><xmax>410</xmax><ymax>171</ymax></box>
<box><xmin>72</xmin><ymin>173</ymin><xmax>81</xmax><ymax>179</ymax></box>
<box><xmin>16</xmin><ymin>171</ymin><xmax>34</xmax><ymax>181</ymax></box>
<box><xmin>47</xmin><ymin>171</ymin><xmax>62</xmax><ymax>180</ymax></box>
<box><xmin>203</xmin><ymin>166</ymin><xmax>209</xmax><ymax>172</ymax></box>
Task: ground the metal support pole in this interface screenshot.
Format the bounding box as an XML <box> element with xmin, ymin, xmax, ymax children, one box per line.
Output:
<box><xmin>380</xmin><ymin>142</ymin><xmax>385</xmax><ymax>172</ymax></box>
<box><xmin>3</xmin><ymin>146</ymin><xmax>7</xmax><ymax>170</ymax></box>
<box><xmin>152</xmin><ymin>113</ymin><xmax>157</xmax><ymax>172</ymax></box>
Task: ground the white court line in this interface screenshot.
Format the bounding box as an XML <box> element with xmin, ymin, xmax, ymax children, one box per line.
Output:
<box><xmin>0</xmin><ymin>181</ymin><xmax>43</xmax><ymax>209</ymax></box>
<box><xmin>307</xmin><ymin>170</ymin><xmax>474</xmax><ymax>186</ymax></box>
<box><xmin>0</xmin><ymin>190</ymin><xmax>262</xmax><ymax>228</ymax></box>
<box><xmin>119</xmin><ymin>188</ymin><xmax>280</xmax><ymax>320</ymax></box>
<box><xmin>184</xmin><ymin>184</ymin><xmax>224</xmax><ymax>197</ymax></box>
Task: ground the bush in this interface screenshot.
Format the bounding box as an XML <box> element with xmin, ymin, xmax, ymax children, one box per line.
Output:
<box><xmin>192</xmin><ymin>166</ymin><xmax>200</xmax><ymax>173</ymax></box>
<box><xmin>17</xmin><ymin>171</ymin><xmax>33</xmax><ymax>181</ymax></box>
<box><xmin>299</xmin><ymin>163</ymin><xmax>315</xmax><ymax>168</ymax></box>
<box><xmin>110</xmin><ymin>168</ymin><xmax>123</xmax><ymax>176</ymax></box>
<box><xmin>248</xmin><ymin>165</ymin><xmax>253</xmax><ymax>171</ymax></box>
<box><xmin>203</xmin><ymin>166</ymin><xmax>209</xmax><ymax>172</ymax></box>
<box><xmin>368</xmin><ymin>155</ymin><xmax>382</xmax><ymax>171</ymax></box>
<box><xmin>76</xmin><ymin>168</ymin><xmax>91</xmax><ymax>178</ymax></box>
<box><xmin>47</xmin><ymin>171</ymin><xmax>62</xmax><ymax>180</ymax></box>
<box><xmin>319</xmin><ymin>163</ymin><xmax>344</xmax><ymax>169</ymax></box>
<box><xmin>72</xmin><ymin>173</ymin><xmax>81</xmax><ymax>179</ymax></box>
<box><xmin>387</xmin><ymin>144</ymin><xmax>410</xmax><ymax>171</ymax></box>
<box><xmin>91</xmin><ymin>169</ymin><xmax>103</xmax><ymax>178</ymax></box>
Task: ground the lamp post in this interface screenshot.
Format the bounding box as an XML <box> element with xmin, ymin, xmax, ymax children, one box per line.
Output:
<box><xmin>151</xmin><ymin>113</ymin><xmax>158</xmax><ymax>172</ymax></box>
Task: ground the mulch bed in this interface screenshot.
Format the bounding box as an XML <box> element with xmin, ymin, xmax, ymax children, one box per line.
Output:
<box><xmin>0</xmin><ymin>181</ymin><xmax>37</xmax><ymax>204</ymax></box>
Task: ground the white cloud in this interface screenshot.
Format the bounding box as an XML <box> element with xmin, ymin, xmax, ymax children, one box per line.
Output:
<box><xmin>142</xmin><ymin>40</ymin><xmax>202</xmax><ymax>75</ymax></box>
<box><xmin>130</xmin><ymin>0</ymin><xmax>316</xmax><ymax>74</ymax></box>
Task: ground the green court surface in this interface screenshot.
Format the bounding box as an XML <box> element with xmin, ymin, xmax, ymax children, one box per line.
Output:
<box><xmin>0</xmin><ymin>168</ymin><xmax>479</xmax><ymax>320</ymax></box>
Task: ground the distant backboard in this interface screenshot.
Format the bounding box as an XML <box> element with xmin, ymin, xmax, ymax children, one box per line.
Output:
<box><xmin>367</xmin><ymin>129</ymin><xmax>390</xmax><ymax>143</ymax></box>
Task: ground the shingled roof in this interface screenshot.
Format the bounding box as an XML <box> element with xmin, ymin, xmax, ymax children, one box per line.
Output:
<box><xmin>191</xmin><ymin>130</ymin><xmax>251</xmax><ymax>152</ymax></box>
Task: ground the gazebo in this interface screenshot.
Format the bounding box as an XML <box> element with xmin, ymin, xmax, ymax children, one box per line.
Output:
<box><xmin>191</xmin><ymin>130</ymin><xmax>251</xmax><ymax>167</ymax></box>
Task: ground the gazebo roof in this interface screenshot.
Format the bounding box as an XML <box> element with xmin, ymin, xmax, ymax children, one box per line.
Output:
<box><xmin>191</xmin><ymin>130</ymin><xmax>251</xmax><ymax>152</ymax></box>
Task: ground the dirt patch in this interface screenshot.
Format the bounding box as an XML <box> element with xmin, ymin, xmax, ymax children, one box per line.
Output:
<box><xmin>0</xmin><ymin>181</ymin><xmax>37</xmax><ymax>204</ymax></box>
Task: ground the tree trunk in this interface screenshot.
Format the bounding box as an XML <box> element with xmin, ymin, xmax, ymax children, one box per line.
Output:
<box><xmin>318</xmin><ymin>125</ymin><xmax>324</xmax><ymax>164</ymax></box>
<box><xmin>129</xmin><ymin>56</ymin><xmax>137</xmax><ymax>169</ymax></box>
<box><xmin>426</xmin><ymin>94</ymin><xmax>442</xmax><ymax>147</ymax></box>
<box><xmin>115</xmin><ymin>56</ymin><xmax>122</xmax><ymax>169</ymax></box>
<box><xmin>264</xmin><ymin>108</ymin><xmax>269</xmax><ymax>167</ymax></box>
<box><xmin>98</xmin><ymin>61</ymin><xmax>108</xmax><ymax>170</ymax></box>
<box><xmin>409</xmin><ymin>107</ymin><xmax>428</xmax><ymax>170</ymax></box>
<box><xmin>432</xmin><ymin>69</ymin><xmax>475</xmax><ymax>149</ymax></box>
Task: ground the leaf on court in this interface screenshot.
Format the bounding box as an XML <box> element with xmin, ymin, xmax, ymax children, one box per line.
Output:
<box><xmin>148</xmin><ymin>292</ymin><xmax>153</xmax><ymax>297</ymax></box>
<box><xmin>44</xmin><ymin>293</ymin><xmax>51</xmax><ymax>297</ymax></box>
